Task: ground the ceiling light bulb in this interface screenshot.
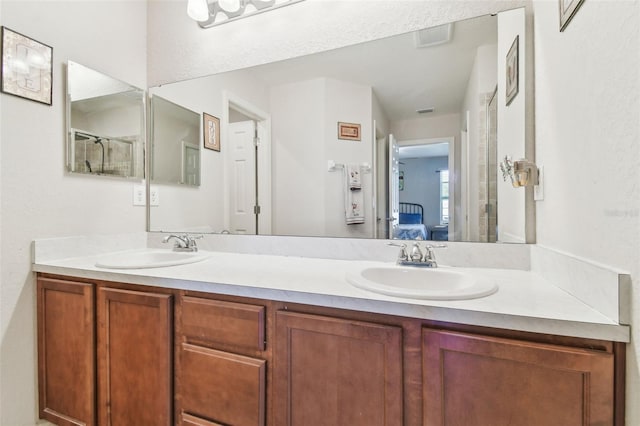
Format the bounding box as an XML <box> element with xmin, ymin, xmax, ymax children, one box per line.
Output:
<box><xmin>187</xmin><ymin>0</ymin><xmax>209</xmax><ymax>21</ymax></box>
<box><xmin>218</xmin><ymin>0</ymin><xmax>241</xmax><ymax>13</ymax></box>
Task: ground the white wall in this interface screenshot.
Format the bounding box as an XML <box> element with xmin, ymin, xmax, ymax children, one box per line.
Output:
<box><xmin>270</xmin><ymin>79</ymin><xmax>326</xmax><ymax>236</ymax></box>
<box><xmin>533</xmin><ymin>1</ymin><xmax>639</xmax><ymax>423</ymax></box>
<box><xmin>270</xmin><ymin>78</ymin><xmax>373</xmax><ymax>238</ymax></box>
<box><xmin>0</xmin><ymin>1</ymin><xmax>147</xmax><ymax>425</ymax></box>
<box><xmin>497</xmin><ymin>7</ymin><xmax>528</xmax><ymax>243</ymax></box>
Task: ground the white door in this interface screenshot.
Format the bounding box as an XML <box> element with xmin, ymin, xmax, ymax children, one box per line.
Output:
<box><xmin>229</xmin><ymin>121</ymin><xmax>257</xmax><ymax>234</ymax></box>
<box><xmin>388</xmin><ymin>134</ymin><xmax>399</xmax><ymax>239</ymax></box>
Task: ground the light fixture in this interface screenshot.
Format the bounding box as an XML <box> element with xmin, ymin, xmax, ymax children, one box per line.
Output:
<box><xmin>187</xmin><ymin>0</ymin><xmax>210</xmax><ymax>21</ymax></box>
<box><xmin>187</xmin><ymin>0</ymin><xmax>306</xmax><ymax>28</ymax></box>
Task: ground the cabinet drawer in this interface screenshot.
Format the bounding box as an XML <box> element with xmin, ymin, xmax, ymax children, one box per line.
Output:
<box><xmin>181</xmin><ymin>412</ymin><xmax>225</xmax><ymax>426</ymax></box>
<box><xmin>181</xmin><ymin>296</ymin><xmax>265</xmax><ymax>351</ymax></box>
<box><xmin>180</xmin><ymin>343</ymin><xmax>266</xmax><ymax>426</ymax></box>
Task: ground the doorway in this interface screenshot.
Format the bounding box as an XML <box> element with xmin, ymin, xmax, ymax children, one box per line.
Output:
<box><xmin>224</xmin><ymin>92</ymin><xmax>272</xmax><ymax>235</ymax></box>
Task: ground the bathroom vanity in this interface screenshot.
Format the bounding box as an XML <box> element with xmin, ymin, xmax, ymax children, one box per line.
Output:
<box><xmin>33</xmin><ymin>241</ymin><xmax>628</xmax><ymax>426</ymax></box>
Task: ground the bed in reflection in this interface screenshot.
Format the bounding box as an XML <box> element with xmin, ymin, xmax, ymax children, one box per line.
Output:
<box><xmin>394</xmin><ymin>202</ymin><xmax>429</xmax><ymax>240</ymax></box>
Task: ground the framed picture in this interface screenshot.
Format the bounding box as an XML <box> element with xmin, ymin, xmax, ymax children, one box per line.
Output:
<box><xmin>1</xmin><ymin>26</ymin><xmax>53</xmax><ymax>105</ymax></box>
<box><xmin>559</xmin><ymin>0</ymin><xmax>586</xmax><ymax>32</ymax></box>
<box><xmin>338</xmin><ymin>122</ymin><xmax>361</xmax><ymax>141</ymax></box>
<box><xmin>203</xmin><ymin>112</ymin><xmax>220</xmax><ymax>151</ymax></box>
<box><xmin>505</xmin><ymin>35</ymin><xmax>519</xmax><ymax>106</ymax></box>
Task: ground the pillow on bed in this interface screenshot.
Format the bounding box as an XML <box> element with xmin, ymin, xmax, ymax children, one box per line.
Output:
<box><xmin>399</xmin><ymin>213</ymin><xmax>422</xmax><ymax>224</ymax></box>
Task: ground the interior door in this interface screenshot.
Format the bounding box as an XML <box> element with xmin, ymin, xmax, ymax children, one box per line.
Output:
<box><xmin>388</xmin><ymin>134</ymin><xmax>399</xmax><ymax>239</ymax></box>
<box><xmin>229</xmin><ymin>121</ymin><xmax>257</xmax><ymax>234</ymax></box>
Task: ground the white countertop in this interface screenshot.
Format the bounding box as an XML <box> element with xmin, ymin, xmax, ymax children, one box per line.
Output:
<box><xmin>32</xmin><ymin>248</ymin><xmax>630</xmax><ymax>342</ymax></box>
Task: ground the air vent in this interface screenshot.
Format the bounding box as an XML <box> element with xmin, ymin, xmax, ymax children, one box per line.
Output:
<box><xmin>416</xmin><ymin>107</ymin><xmax>435</xmax><ymax>114</ymax></box>
<box><xmin>414</xmin><ymin>23</ymin><xmax>453</xmax><ymax>48</ymax></box>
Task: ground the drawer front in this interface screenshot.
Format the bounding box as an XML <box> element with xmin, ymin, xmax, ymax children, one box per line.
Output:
<box><xmin>181</xmin><ymin>296</ymin><xmax>266</xmax><ymax>351</ymax></box>
<box><xmin>181</xmin><ymin>412</ymin><xmax>225</xmax><ymax>426</ymax></box>
<box><xmin>180</xmin><ymin>343</ymin><xmax>266</xmax><ymax>426</ymax></box>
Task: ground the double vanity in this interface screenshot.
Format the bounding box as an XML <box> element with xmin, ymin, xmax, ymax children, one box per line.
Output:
<box><xmin>33</xmin><ymin>233</ymin><xmax>629</xmax><ymax>426</ymax></box>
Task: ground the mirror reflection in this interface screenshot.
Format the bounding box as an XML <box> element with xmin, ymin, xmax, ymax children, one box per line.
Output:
<box><xmin>149</xmin><ymin>9</ymin><xmax>530</xmax><ymax>242</ymax></box>
<box><xmin>66</xmin><ymin>61</ymin><xmax>145</xmax><ymax>179</ymax></box>
<box><xmin>150</xmin><ymin>95</ymin><xmax>201</xmax><ymax>186</ymax></box>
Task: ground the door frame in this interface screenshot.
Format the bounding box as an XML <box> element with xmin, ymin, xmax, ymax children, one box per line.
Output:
<box><xmin>223</xmin><ymin>91</ymin><xmax>272</xmax><ymax>235</ymax></box>
<box><xmin>397</xmin><ymin>136</ymin><xmax>456</xmax><ymax>240</ymax></box>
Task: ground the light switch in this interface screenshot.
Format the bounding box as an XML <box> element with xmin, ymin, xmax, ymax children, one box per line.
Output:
<box><xmin>133</xmin><ymin>185</ymin><xmax>146</xmax><ymax>206</ymax></box>
<box><xmin>150</xmin><ymin>186</ymin><xmax>160</xmax><ymax>206</ymax></box>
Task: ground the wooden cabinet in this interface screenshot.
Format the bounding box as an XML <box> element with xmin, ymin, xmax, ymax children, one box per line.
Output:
<box><xmin>177</xmin><ymin>296</ymin><xmax>267</xmax><ymax>426</ymax></box>
<box><xmin>422</xmin><ymin>329</ymin><xmax>615</xmax><ymax>426</ymax></box>
<box><xmin>97</xmin><ymin>287</ymin><xmax>173</xmax><ymax>426</ymax></box>
<box><xmin>38</xmin><ymin>274</ymin><xmax>623</xmax><ymax>426</ymax></box>
<box><xmin>37</xmin><ymin>277</ymin><xmax>173</xmax><ymax>426</ymax></box>
<box><xmin>37</xmin><ymin>277</ymin><xmax>96</xmax><ymax>426</ymax></box>
<box><xmin>274</xmin><ymin>311</ymin><xmax>403</xmax><ymax>426</ymax></box>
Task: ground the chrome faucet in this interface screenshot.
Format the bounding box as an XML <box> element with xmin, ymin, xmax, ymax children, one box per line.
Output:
<box><xmin>388</xmin><ymin>242</ymin><xmax>446</xmax><ymax>267</ymax></box>
<box><xmin>162</xmin><ymin>234</ymin><xmax>203</xmax><ymax>252</ymax></box>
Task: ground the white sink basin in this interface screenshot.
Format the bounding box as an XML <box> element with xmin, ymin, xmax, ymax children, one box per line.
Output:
<box><xmin>95</xmin><ymin>250</ymin><xmax>210</xmax><ymax>269</ymax></box>
<box><xmin>346</xmin><ymin>266</ymin><xmax>498</xmax><ymax>300</ymax></box>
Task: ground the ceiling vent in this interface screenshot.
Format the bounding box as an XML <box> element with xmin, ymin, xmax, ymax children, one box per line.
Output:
<box><xmin>414</xmin><ymin>23</ymin><xmax>453</xmax><ymax>48</ymax></box>
<box><xmin>416</xmin><ymin>107</ymin><xmax>435</xmax><ymax>114</ymax></box>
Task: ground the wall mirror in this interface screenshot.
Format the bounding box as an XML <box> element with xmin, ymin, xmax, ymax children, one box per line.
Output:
<box><xmin>150</xmin><ymin>95</ymin><xmax>201</xmax><ymax>186</ymax></box>
<box><xmin>148</xmin><ymin>7</ymin><xmax>533</xmax><ymax>242</ymax></box>
<box><xmin>66</xmin><ymin>61</ymin><xmax>145</xmax><ymax>179</ymax></box>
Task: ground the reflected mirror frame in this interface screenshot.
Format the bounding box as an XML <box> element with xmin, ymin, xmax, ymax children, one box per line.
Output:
<box><xmin>65</xmin><ymin>61</ymin><xmax>146</xmax><ymax>180</ymax></box>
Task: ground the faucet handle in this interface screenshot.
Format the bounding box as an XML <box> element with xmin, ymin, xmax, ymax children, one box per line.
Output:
<box><xmin>387</xmin><ymin>242</ymin><xmax>409</xmax><ymax>262</ymax></box>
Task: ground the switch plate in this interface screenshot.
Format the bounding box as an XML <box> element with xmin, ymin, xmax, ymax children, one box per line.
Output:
<box><xmin>133</xmin><ymin>185</ymin><xmax>146</xmax><ymax>206</ymax></box>
<box><xmin>534</xmin><ymin>166</ymin><xmax>544</xmax><ymax>201</ymax></box>
<box><xmin>150</xmin><ymin>186</ymin><xmax>160</xmax><ymax>206</ymax></box>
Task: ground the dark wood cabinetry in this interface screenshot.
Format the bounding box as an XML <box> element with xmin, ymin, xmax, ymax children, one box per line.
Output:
<box><xmin>274</xmin><ymin>311</ymin><xmax>404</xmax><ymax>426</ymax></box>
<box><xmin>422</xmin><ymin>329</ymin><xmax>615</xmax><ymax>426</ymax></box>
<box><xmin>97</xmin><ymin>287</ymin><xmax>173</xmax><ymax>426</ymax></box>
<box><xmin>38</xmin><ymin>274</ymin><xmax>624</xmax><ymax>426</ymax></box>
<box><xmin>177</xmin><ymin>296</ymin><xmax>267</xmax><ymax>426</ymax></box>
<box><xmin>37</xmin><ymin>277</ymin><xmax>96</xmax><ymax>426</ymax></box>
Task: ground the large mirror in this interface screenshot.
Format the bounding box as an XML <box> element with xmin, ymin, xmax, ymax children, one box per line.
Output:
<box><xmin>66</xmin><ymin>61</ymin><xmax>145</xmax><ymax>179</ymax></box>
<box><xmin>148</xmin><ymin>8</ymin><xmax>532</xmax><ymax>242</ymax></box>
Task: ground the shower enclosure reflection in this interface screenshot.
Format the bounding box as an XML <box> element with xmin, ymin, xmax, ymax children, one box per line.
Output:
<box><xmin>66</xmin><ymin>61</ymin><xmax>145</xmax><ymax>179</ymax></box>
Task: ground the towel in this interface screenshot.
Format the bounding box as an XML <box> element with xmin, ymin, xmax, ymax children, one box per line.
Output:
<box><xmin>344</xmin><ymin>164</ymin><xmax>365</xmax><ymax>225</ymax></box>
<box><xmin>347</xmin><ymin>164</ymin><xmax>361</xmax><ymax>190</ymax></box>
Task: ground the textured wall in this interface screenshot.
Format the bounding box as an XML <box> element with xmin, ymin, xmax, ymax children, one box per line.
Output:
<box><xmin>0</xmin><ymin>2</ymin><xmax>147</xmax><ymax>424</ymax></box>
<box><xmin>147</xmin><ymin>0</ymin><xmax>527</xmax><ymax>86</ymax></box>
<box><xmin>533</xmin><ymin>1</ymin><xmax>640</xmax><ymax>423</ymax></box>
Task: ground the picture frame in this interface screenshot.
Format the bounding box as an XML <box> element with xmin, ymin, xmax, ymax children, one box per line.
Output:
<box><xmin>338</xmin><ymin>122</ymin><xmax>361</xmax><ymax>141</ymax></box>
<box><xmin>559</xmin><ymin>0</ymin><xmax>586</xmax><ymax>32</ymax></box>
<box><xmin>1</xmin><ymin>26</ymin><xmax>53</xmax><ymax>105</ymax></box>
<box><xmin>505</xmin><ymin>35</ymin><xmax>519</xmax><ymax>106</ymax></box>
<box><xmin>203</xmin><ymin>112</ymin><xmax>220</xmax><ymax>151</ymax></box>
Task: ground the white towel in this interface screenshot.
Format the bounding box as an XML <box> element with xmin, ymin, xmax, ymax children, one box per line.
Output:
<box><xmin>347</xmin><ymin>164</ymin><xmax>361</xmax><ymax>190</ymax></box>
<box><xmin>344</xmin><ymin>165</ymin><xmax>365</xmax><ymax>225</ymax></box>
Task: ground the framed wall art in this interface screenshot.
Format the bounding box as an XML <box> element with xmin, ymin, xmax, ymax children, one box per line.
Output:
<box><xmin>203</xmin><ymin>112</ymin><xmax>220</xmax><ymax>151</ymax></box>
<box><xmin>559</xmin><ymin>0</ymin><xmax>586</xmax><ymax>32</ymax></box>
<box><xmin>505</xmin><ymin>35</ymin><xmax>519</xmax><ymax>106</ymax></box>
<box><xmin>338</xmin><ymin>122</ymin><xmax>361</xmax><ymax>141</ymax></box>
<box><xmin>1</xmin><ymin>26</ymin><xmax>53</xmax><ymax>105</ymax></box>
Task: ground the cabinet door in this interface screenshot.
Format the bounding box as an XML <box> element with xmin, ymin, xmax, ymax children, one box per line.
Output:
<box><xmin>98</xmin><ymin>288</ymin><xmax>173</xmax><ymax>426</ymax></box>
<box><xmin>422</xmin><ymin>329</ymin><xmax>615</xmax><ymax>426</ymax></box>
<box><xmin>37</xmin><ymin>277</ymin><xmax>95</xmax><ymax>426</ymax></box>
<box><xmin>274</xmin><ymin>311</ymin><xmax>403</xmax><ymax>426</ymax></box>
